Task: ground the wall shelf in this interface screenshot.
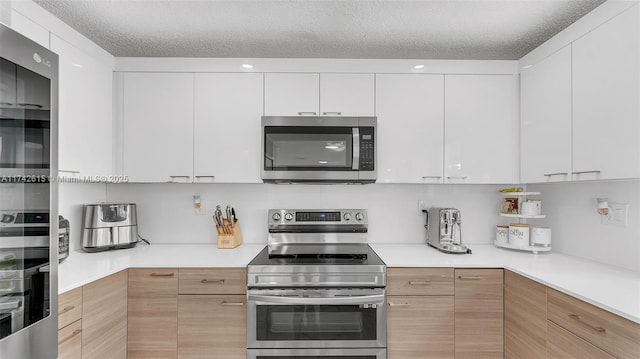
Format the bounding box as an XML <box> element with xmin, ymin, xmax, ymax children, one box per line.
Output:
<box><xmin>494</xmin><ymin>240</ymin><xmax>551</xmax><ymax>254</ymax></box>
<box><xmin>500</xmin><ymin>213</ymin><xmax>546</xmax><ymax>219</ymax></box>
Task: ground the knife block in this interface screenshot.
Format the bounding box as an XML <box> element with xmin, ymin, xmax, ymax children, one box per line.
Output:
<box><xmin>216</xmin><ymin>219</ymin><xmax>243</xmax><ymax>249</ymax></box>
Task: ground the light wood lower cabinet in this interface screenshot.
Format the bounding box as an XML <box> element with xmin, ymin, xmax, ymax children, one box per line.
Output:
<box><xmin>454</xmin><ymin>268</ymin><xmax>504</xmax><ymax>359</ymax></box>
<box><xmin>387</xmin><ymin>268</ymin><xmax>455</xmax><ymax>359</ymax></box>
<box><xmin>177</xmin><ymin>294</ymin><xmax>246</xmax><ymax>359</ymax></box>
<box><xmin>58</xmin><ymin>319</ymin><xmax>82</xmax><ymax>359</ymax></box>
<box><xmin>505</xmin><ymin>270</ymin><xmax>547</xmax><ymax>358</ymax></box>
<box><xmin>387</xmin><ymin>296</ymin><xmax>454</xmax><ymax>358</ymax></box>
<box><xmin>82</xmin><ymin>269</ymin><xmax>128</xmax><ymax>359</ymax></box>
<box><xmin>128</xmin><ymin>268</ymin><xmax>178</xmax><ymax>359</ymax></box>
<box><xmin>547</xmin><ymin>320</ymin><xmax>614</xmax><ymax>359</ymax></box>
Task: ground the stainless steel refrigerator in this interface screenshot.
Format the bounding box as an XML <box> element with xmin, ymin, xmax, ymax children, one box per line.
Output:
<box><xmin>0</xmin><ymin>23</ymin><xmax>58</xmax><ymax>358</ymax></box>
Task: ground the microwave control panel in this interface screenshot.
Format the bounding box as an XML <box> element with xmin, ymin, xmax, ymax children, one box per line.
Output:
<box><xmin>359</xmin><ymin>127</ymin><xmax>375</xmax><ymax>171</ymax></box>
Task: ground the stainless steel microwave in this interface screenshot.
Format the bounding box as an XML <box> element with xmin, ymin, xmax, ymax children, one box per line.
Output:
<box><xmin>261</xmin><ymin>116</ymin><xmax>376</xmax><ymax>183</ymax></box>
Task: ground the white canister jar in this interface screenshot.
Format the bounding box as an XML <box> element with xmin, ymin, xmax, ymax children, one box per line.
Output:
<box><xmin>509</xmin><ymin>223</ymin><xmax>530</xmax><ymax>248</ymax></box>
<box><xmin>531</xmin><ymin>227</ymin><xmax>551</xmax><ymax>247</ymax></box>
<box><xmin>496</xmin><ymin>225</ymin><xmax>509</xmax><ymax>243</ymax></box>
<box><xmin>521</xmin><ymin>202</ymin><xmax>538</xmax><ymax>216</ymax></box>
<box><xmin>527</xmin><ymin>199</ymin><xmax>542</xmax><ymax>215</ymax></box>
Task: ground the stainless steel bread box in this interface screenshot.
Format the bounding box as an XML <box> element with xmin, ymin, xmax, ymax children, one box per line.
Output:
<box><xmin>81</xmin><ymin>203</ymin><xmax>138</xmax><ymax>252</ymax></box>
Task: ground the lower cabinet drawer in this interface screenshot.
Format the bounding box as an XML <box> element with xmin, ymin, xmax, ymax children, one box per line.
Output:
<box><xmin>548</xmin><ymin>288</ymin><xmax>640</xmax><ymax>358</ymax></box>
<box><xmin>178</xmin><ymin>268</ymin><xmax>247</xmax><ymax>294</ymax></box>
<box><xmin>547</xmin><ymin>320</ymin><xmax>614</xmax><ymax>359</ymax></box>
<box><xmin>58</xmin><ymin>320</ymin><xmax>82</xmax><ymax>359</ymax></box>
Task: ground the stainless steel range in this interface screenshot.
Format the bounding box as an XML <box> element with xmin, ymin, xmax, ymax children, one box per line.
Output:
<box><xmin>247</xmin><ymin>209</ymin><xmax>387</xmax><ymax>359</ymax></box>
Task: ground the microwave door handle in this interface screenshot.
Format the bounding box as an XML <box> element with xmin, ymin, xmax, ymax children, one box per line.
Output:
<box><xmin>352</xmin><ymin>128</ymin><xmax>360</xmax><ymax>170</ymax></box>
<box><xmin>248</xmin><ymin>293</ymin><xmax>385</xmax><ymax>306</ymax></box>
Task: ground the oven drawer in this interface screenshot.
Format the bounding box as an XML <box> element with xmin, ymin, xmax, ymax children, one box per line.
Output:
<box><xmin>247</xmin><ymin>348</ymin><xmax>387</xmax><ymax>359</ymax></box>
<box><xmin>178</xmin><ymin>268</ymin><xmax>246</xmax><ymax>294</ymax></box>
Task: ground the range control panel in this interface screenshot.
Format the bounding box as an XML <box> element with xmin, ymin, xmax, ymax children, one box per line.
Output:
<box><xmin>268</xmin><ymin>209</ymin><xmax>368</xmax><ymax>225</ymax></box>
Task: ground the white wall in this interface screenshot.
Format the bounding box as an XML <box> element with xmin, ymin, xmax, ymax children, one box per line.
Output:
<box><xmin>105</xmin><ymin>183</ymin><xmax>506</xmax><ymax>246</ymax></box>
<box><xmin>528</xmin><ymin>180</ymin><xmax>640</xmax><ymax>273</ymax></box>
<box><xmin>58</xmin><ymin>183</ymin><xmax>107</xmax><ymax>251</ymax></box>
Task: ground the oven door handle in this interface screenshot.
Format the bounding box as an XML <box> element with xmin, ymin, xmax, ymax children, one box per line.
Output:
<box><xmin>248</xmin><ymin>293</ymin><xmax>385</xmax><ymax>305</ymax></box>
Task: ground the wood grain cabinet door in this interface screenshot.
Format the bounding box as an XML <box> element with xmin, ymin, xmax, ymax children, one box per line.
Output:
<box><xmin>82</xmin><ymin>270</ymin><xmax>128</xmax><ymax>359</ymax></box>
<box><xmin>128</xmin><ymin>268</ymin><xmax>178</xmax><ymax>359</ymax></box>
<box><xmin>504</xmin><ymin>270</ymin><xmax>547</xmax><ymax>359</ymax></box>
<box><xmin>177</xmin><ymin>294</ymin><xmax>246</xmax><ymax>359</ymax></box>
<box><xmin>387</xmin><ymin>295</ymin><xmax>454</xmax><ymax>359</ymax></box>
<box><xmin>454</xmin><ymin>269</ymin><xmax>504</xmax><ymax>359</ymax></box>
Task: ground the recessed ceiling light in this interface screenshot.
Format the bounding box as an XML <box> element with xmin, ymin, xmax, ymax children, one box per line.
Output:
<box><xmin>413</xmin><ymin>65</ymin><xmax>425</xmax><ymax>69</ymax></box>
<box><xmin>71</xmin><ymin>63</ymin><xmax>83</xmax><ymax>68</ymax></box>
<box><xmin>522</xmin><ymin>65</ymin><xmax>533</xmax><ymax>69</ymax></box>
<box><xmin>242</xmin><ymin>64</ymin><xmax>254</xmax><ymax>69</ymax></box>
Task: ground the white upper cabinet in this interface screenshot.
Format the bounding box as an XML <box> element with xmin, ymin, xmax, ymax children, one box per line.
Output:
<box><xmin>376</xmin><ymin>74</ymin><xmax>444</xmax><ymax>183</ymax></box>
<box><xmin>123</xmin><ymin>72</ymin><xmax>194</xmax><ymax>182</ymax></box>
<box><xmin>264</xmin><ymin>73</ymin><xmax>320</xmax><ymax>116</ymax></box>
<box><xmin>264</xmin><ymin>73</ymin><xmax>375</xmax><ymax>116</ymax></box>
<box><xmin>572</xmin><ymin>5</ymin><xmax>640</xmax><ymax>180</ymax></box>
<box><xmin>51</xmin><ymin>35</ymin><xmax>113</xmax><ymax>177</ymax></box>
<box><xmin>520</xmin><ymin>46</ymin><xmax>572</xmax><ymax>183</ymax></box>
<box><xmin>194</xmin><ymin>73</ymin><xmax>264</xmax><ymax>183</ymax></box>
<box><xmin>320</xmin><ymin>73</ymin><xmax>375</xmax><ymax>116</ymax></box>
<box><xmin>444</xmin><ymin>75</ymin><xmax>518</xmax><ymax>184</ymax></box>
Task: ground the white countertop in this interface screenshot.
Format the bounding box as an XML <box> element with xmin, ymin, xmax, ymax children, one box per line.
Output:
<box><xmin>59</xmin><ymin>243</ymin><xmax>640</xmax><ymax>324</ymax></box>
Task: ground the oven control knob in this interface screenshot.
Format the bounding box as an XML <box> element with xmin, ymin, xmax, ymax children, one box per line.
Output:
<box><xmin>355</xmin><ymin>212</ymin><xmax>364</xmax><ymax>221</ymax></box>
<box><xmin>343</xmin><ymin>212</ymin><xmax>352</xmax><ymax>221</ymax></box>
<box><xmin>272</xmin><ymin>212</ymin><xmax>282</xmax><ymax>221</ymax></box>
<box><xmin>284</xmin><ymin>213</ymin><xmax>294</xmax><ymax>221</ymax></box>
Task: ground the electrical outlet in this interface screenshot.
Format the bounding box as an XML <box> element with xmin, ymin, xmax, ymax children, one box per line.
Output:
<box><xmin>601</xmin><ymin>203</ymin><xmax>628</xmax><ymax>227</ymax></box>
<box><xmin>418</xmin><ymin>200</ymin><xmax>428</xmax><ymax>214</ymax></box>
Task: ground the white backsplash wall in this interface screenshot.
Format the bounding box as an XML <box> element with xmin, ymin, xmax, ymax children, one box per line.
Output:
<box><xmin>105</xmin><ymin>183</ymin><xmax>506</xmax><ymax>246</ymax></box>
<box><xmin>58</xmin><ymin>183</ymin><xmax>107</xmax><ymax>250</ymax></box>
<box><xmin>528</xmin><ymin>180</ymin><xmax>640</xmax><ymax>273</ymax></box>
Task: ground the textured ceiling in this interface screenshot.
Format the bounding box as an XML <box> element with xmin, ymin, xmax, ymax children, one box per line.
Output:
<box><xmin>34</xmin><ymin>0</ymin><xmax>606</xmax><ymax>60</ymax></box>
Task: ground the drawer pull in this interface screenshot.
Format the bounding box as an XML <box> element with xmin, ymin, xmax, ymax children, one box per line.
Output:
<box><xmin>408</xmin><ymin>281</ymin><xmax>431</xmax><ymax>285</ymax></box>
<box><xmin>221</xmin><ymin>301</ymin><xmax>244</xmax><ymax>306</ymax></box>
<box><xmin>388</xmin><ymin>302</ymin><xmax>410</xmax><ymax>307</ymax></box>
<box><xmin>60</xmin><ymin>305</ymin><xmax>75</xmax><ymax>314</ymax></box>
<box><xmin>458</xmin><ymin>276</ymin><xmax>483</xmax><ymax>280</ymax></box>
<box><xmin>59</xmin><ymin>329</ymin><xmax>82</xmax><ymax>345</ymax></box>
<box><xmin>201</xmin><ymin>279</ymin><xmax>225</xmax><ymax>284</ymax></box>
<box><xmin>568</xmin><ymin>314</ymin><xmax>606</xmax><ymax>333</ymax></box>
<box><xmin>150</xmin><ymin>273</ymin><xmax>175</xmax><ymax>277</ymax></box>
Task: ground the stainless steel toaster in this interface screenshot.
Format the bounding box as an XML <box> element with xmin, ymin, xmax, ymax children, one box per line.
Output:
<box><xmin>81</xmin><ymin>203</ymin><xmax>138</xmax><ymax>252</ymax></box>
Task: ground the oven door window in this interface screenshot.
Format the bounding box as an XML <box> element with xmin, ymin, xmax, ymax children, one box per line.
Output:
<box><xmin>264</xmin><ymin>127</ymin><xmax>353</xmax><ymax>171</ymax></box>
<box><xmin>256</xmin><ymin>304</ymin><xmax>377</xmax><ymax>341</ymax></box>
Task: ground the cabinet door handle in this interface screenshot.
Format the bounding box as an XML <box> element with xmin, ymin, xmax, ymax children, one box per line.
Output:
<box><xmin>544</xmin><ymin>172</ymin><xmax>569</xmax><ymax>177</ymax></box>
<box><xmin>297</xmin><ymin>112</ymin><xmax>317</xmax><ymax>116</ymax></box>
<box><xmin>201</xmin><ymin>279</ymin><xmax>225</xmax><ymax>284</ymax></box>
<box><xmin>59</xmin><ymin>170</ymin><xmax>81</xmax><ymax>174</ymax></box>
<box><xmin>17</xmin><ymin>103</ymin><xmax>43</xmax><ymax>108</ymax></box>
<box><xmin>59</xmin><ymin>329</ymin><xmax>82</xmax><ymax>345</ymax></box>
<box><xmin>572</xmin><ymin>170</ymin><xmax>601</xmax><ymax>175</ymax></box>
<box><xmin>194</xmin><ymin>175</ymin><xmax>215</xmax><ymax>179</ymax></box>
<box><xmin>422</xmin><ymin>176</ymin><xmax>442</xmax><ymax>179</ymax></box>
<box><xmin>0</xmin><ymin>102</ymin><xmax>14</xmax><ymax>106</ymax></box>
<box><xmin>322</xmin><ymin>112</ymin><xmax>342</xmax><ymax>116</ymax></box>
<box><xmin>409</xmin><ymin>281</ymin><xmax>431</xmax><ymax>285</ymax></box>
<box><xmin>388</xmin><ymin>302</ymin><xmax>411</xmax><ymax>307</ymax></box>
<box><xmin>221</xmin><ymin>301</ymin><xmax>244</xmax><ymax>306</ymax></box>
<box><xmin>169</xmin><ymin>176</ymin><xmax>191</xmax><ymax>182</ymax></box>
<box><xmin>458</xmin><ymin>276</ymin><xmax>483</xmax><ymax>280</ymax></box>
<box><xmin>568</xmin><ymin>314</ymin><xmax>606</xmax><ymax>333</ymax></box>
<box><xmin>60</xmin><ymin>305</ymin><xmax>75</xmax><ymax>314</ymax></box>
<box><xmin>150</xmin><ymin>273</ymin><xmax>175</xmax><ymax>277</ymax></box>
<box><xmin>447</xmin><ymin>176</ymin><xmax>468</xmax><ymax>180</ymax></box>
